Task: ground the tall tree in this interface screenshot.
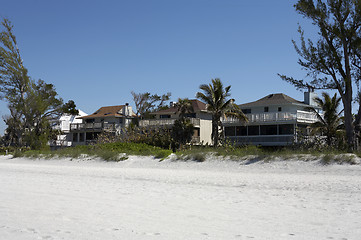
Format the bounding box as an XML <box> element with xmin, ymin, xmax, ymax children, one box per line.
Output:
<box><xmin>279</xmin><ymin>0</ymin><xmax>361</xmax><ymax>150</ymax></box>
<box><xmin>0</xmin><ymin>18</ymin><xmax>75</xmax><ymax>149</ymax></box>
<box><xmin>196</xmin><ymin>78</ymin><xmax>247</xmax><ymax>147</ymax></box>
<box><xmin>0</xmin><ymin>18</ymin><xmax>31</xmax><ymax>146</ymax></box>
<box><xmin>131</xmin><ymin>91</ymin><xmax>171</xmax><ymax>120</ymax></box>
<box><xmin>174</xmin><ymin>98</ymin><xmax>194</xmax><ymax>119</ymax></box>
<box><xmin>171</xmin><ymin>98</ymin><xmax>195</xmax><ymax>150</ymax></box>
<box><xmin>308</xmin><ymin>92</ymin><xmax>343</xmax><ymax>146</ymax></box>
<box><xmin>23</xmin><ymin>80</ymin><xmax>65</xmax><ymax>149</ymax></box>
<box><xmin>62</xmin><ymin>100</ymin><xmax>79</xmax><ymax>115</ymax></box>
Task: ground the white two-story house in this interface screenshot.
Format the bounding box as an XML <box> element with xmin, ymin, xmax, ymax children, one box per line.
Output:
<box><xmin>223</xmin><ymin>90</ymin><xmax>321</xmax><ymax>146</ymax></box>
<box><xmin>139</xmin><ymin>99</ymin><xmax>213</xmax><ymax>144</ymax></box>
<box><xmin>50</xmin><ymin>110</ymin><xmax>88</xmax><ymax>148</ymax></box>
<box><xmin>70</xmin><ymin>104</ymin><xmax>135</xmax><ymax>145</ymax></box>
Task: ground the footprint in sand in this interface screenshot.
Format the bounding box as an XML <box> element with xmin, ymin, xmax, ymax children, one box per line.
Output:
<box><xmin>41</xmin><ymin>236</ymin><xmax>53</xmax><ymax>240</ymax></box>
<box><xmin>143</xmin><ymin>232</ymin><xmax>161</xmax><ymax>236</ymax></box>
<box><xmin>26</xmin><ymin>228</ymin><xmax>37</xmax><ymax>234</ymax></box>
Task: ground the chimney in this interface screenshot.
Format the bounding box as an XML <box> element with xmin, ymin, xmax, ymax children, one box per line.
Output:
<box><xmin>124</xmin><ymin>103</ymin><xmax>130</xmax><ymax>116</ymax></box>
<box><xmin>304</xmin><ymin>87</ymin><xmax>317</xmax><ymax>106</ymax></box>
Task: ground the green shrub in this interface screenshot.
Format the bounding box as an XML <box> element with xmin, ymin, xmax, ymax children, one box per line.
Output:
<box><xmin>96</xmin><ymin>142</ymin><xmax>172</xmax><ymax>158</ymax></box>
<box><xmin>192</xmin><ymin>153</ymin><xmax>206</xmax><ymax>162</ymax></box>
<box><xmin>95</xmin><ymin>151</ymin><xmax>127</xmax><ymax>162</ymax></box>
<box><xmin>11</xmin><ymin>142</ymin><xmax>172</xmax><ymax>161</ymax></box>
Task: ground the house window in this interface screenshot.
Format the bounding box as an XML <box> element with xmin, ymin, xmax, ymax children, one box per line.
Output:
<box><xmin>86</xmin><ymin>132</ymin><xmax>99</xmax><ymax>141</ymax></box>
<box><xmin>86</xmin><ymin>132</ymin><xmax>92</xmax><ymax>141</ymax></box>
<box><xmin>260</xmin><ymin>125</ymin><xmax>277</xmax><ymax>135</ymax></box>
<box><xmin>225</xmin><ymin>126</ymin><xmax>236</xmax><ymax>136</ymax></box>
<box><xmin>241</xmin><ymin>109</ymin><xmax>251</xmax><ymax>114</ymax></box>
<box><xmin>193</xmin><ymin>128</ymin><xmax>200</xmax><ymax>137</ymax></box>
<box><xmin>160</xmin><ymin>115</ymin><xmax>171</xmax><ymax>119</ymax></box>
<box><xmin>279</xmin><ymin>124</ymin><xmax>294</xmax><ymax>135</ymax></box>
<box><xmin>85</xmin><ymin>118</ymin><xmax>95</xmax><ymax>123</ymax></box>
<box><xmin>248</xmin><ymin>126</ymin><xmax>259</xmax><ymax>135</ymax></box>
<box><xmin>184</xmin><ymin>113</ymin><xmax>196</xmax><ymax>118</ymax></box>
<box><xmin>278</xmin><ymin>107</ymin><xmax>282</xmax><ymax>112</ymax></box>
<box><xmin>72</xmin><ymin>133</ymin><xmax>78</xmax><ymax>142</ymax></box>
<box><xmin>79</xmin><ymin>133</ymin><xmax>84</xmax><ymax>142</ymax></box>
<box><xmin>236</xmin><ymin>126</ymin><xmax>247</xmax><ymax>136</ymax></box>
<box><xmin>264</xmin><ymin>107</ymin><xmax>269</xmax><ymax>112</ymax></box>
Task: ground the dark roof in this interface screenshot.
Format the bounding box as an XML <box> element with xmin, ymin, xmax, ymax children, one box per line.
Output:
<box><xmin>239</xmin><ymin>93</ymin><xmax>305</xmax><ymax>108</ymax></box>
<box><xmin>79</xmin><ymin>105</ymin><xmax>134</xmax><ymax>119</ymax></box>
<box><xmin>152</xmin><ymin>99</ymin><xmax>207</xmax><ymax>115</ymax></box>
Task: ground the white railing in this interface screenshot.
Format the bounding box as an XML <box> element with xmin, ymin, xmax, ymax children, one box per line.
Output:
<box><xmin>296</xmin><ymin>110</ymin><xmax>319</xmax><ymax>123</ymax></box>
<box><xmin>139</xmin><ymin>119</ymin><xmax>175</xmax><ymax>127</ymax></box>
<box><xmin>223</xmin><ymin>110</ymin><xmax>319</xmax><ymax>124</ymax></box>
<box><xmin>70</xmin><ymin>123</ymin><xmax>122</xmax><ymax>131</ymax></box>
<box><xmin>139</xmin><ymin>118</ymin><xmax>201</xmax><ymax>127</ymax></box>
<box><xmin>49</xmin><ymin>140</ymin><xmax>72</xmax><ymax>147</ymax></box>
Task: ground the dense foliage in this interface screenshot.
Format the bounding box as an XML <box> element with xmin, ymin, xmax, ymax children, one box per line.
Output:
<box><xmin>131</xmin><ymin>91</ymin><xmax>171</xmax><ymax>120</ymax></box>
<box><xmin>279</xmin><ymin>0</ymin><xmax>361</xmax><ymax>150</ymax></box>
<box><xmin>0</xmin><ymin>18</ymin><xmax>77</xmax><ymax>149</ymax></box>
<box><xmin>308</xmin><ymin>92</ymin><xmax>344</xmax><ymax>147</ymax></box>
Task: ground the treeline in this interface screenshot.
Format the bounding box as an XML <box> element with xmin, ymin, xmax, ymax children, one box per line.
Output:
<box><xmin>0</xmin><ymin>19</ymin><xmax>77</xmax><ymax>149</ymax></box>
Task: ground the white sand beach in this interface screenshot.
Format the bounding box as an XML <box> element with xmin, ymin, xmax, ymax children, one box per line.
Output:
<box><xmin>0</xmin><ymin>155</ymin><xmax>360</xmax><ymax>240</ymax></box>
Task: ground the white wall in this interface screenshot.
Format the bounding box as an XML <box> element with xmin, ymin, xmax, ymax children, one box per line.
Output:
<box><xmin>58</xmin><ymin>110</ymin><xmax>87</xmax><ymax>132</ymax></box>
<box><xmin>199</xmin><ymin>119</ymin><xmax>212</xmax><ymax>145</ymax></box>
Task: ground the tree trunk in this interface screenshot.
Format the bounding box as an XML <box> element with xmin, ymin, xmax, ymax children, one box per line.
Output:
<box><xmin>212</xmin><ymin>114</ymin><xmax>222</xmax><ymax>147</ymax></box>
<box><xmin>212</xmin><ymin>117</ymin><xmax>218</xmax><ymax>147</ymax></box>
<box><xmin>342</xmin><ymin>92</ymin><xmax>354</xmax><ymax>151</ymax></box>
<box><xmin>354</xmin><ymin>108</ymin><xmax>361</xmax><ymax>151</ymax></box>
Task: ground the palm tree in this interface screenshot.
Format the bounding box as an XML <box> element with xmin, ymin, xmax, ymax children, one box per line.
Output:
<box><xmin>175</xmin><ymin>98</ymin><xmax>194</xmax><ymax>119</ymax></box>
<box><xmin>196</xmin><ymin>78</ymin><xmax>247</xmax><ymax>147</ymax></box>
<box><xmin>308</xmin><ymin>92</ymin><xmax>343</xmax><ymax>146</ymax></box>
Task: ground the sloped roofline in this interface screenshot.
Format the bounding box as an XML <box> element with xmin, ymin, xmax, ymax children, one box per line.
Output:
<box><xmin>238</xmin><ymin>93</ymin><xmax>314</xmax><ymax>108</ymax></box>
<box><xmin>78</xmin><ymin>105</ymin><xmax>136</xmax><ymax>119</ymax></box>
<box><xmin>151</xmin><ymin>99</ymin><xmax>208</xmax><ymax>115</ymax></box>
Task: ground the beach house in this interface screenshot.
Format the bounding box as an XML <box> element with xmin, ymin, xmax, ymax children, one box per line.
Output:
<box><xmin>139</xmin><ymin>99</ymin><xmax>213</xmax><ymax>144</ymax></box>
<box><xmin>69</xmin><ymin>104</ymin><xmax>135</xmax><ymax>145</ymax></box>
<box><xmin>223</xmin><ymin>90</ymin><xmax>321</xmax><ymax>146</ymax></box>
<box><xmin>50</xmin><ymin>110</ymin><xmax>88</xmax><ymax>148</ymax></box>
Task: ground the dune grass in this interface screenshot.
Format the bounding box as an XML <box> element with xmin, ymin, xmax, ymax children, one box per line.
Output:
<box><xmin>174</xmin><ymin>145</ymin><xmax>359</xmax><ymax>163</ymax></box>
<box><xmin>9</xmin><ymin>142</ymin><xmax>360</xmax><ymax>164</ymax></box>
<box><xmin>13</xmin><ymin>142</ymin><xmax>172</xmax><ymax>161</ymax></box>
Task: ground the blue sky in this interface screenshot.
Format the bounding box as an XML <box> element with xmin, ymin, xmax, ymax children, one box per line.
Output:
<box><xmin>0</xmin><ymin>0</ymin><xmax>317</xmax><ymax>133</ymax></box>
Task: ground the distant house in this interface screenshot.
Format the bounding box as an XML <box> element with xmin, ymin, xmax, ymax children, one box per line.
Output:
<box><xmin>50</xmin><ymin>110</ymin><xmax>88</xmax><ymax>147</ymax></box>
<box><xmin>70</xmin><ymin>104</ymin><xmax>135</xmax><ymax>146</ymax></box>
<box><xmin>139</xmin><ymin>99</ymin><xmax>213</xmax><ymax>144</ymax></box>
<box><xmin>223</xmin><ymin>90</ymin><xmax>321</xmax><ymax>146</ymax></box>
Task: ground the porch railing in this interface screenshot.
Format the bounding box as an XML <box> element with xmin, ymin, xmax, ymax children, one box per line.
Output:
<box><xmin>139</xmin><ymin>118</ymin><xmax>201</xmax><ymax>127</ymax></box>
<box><xmin>223</xmin><ymin>110</ymin><xmax>319</xmax><ymax>124</ymax></box>
<box><xmin>70</xmin><ymin>123</ymin><xmax>122</xmax><ymax>131</ymax></box>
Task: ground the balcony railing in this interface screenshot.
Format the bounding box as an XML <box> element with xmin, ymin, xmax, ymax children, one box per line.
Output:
<box><xmin>139</xmin><ymin>118</ymin><xmax>201</xmax><ymax>127</ymax></box>
<box><xmin>70</xmin><ymin>123</ymin><xmax>122</xmax><ymax>131</ymax></box>
<box><xmin>223</xmin><ymin>110</ymin><xmax>319</xmax><ymax>124</ymax></box>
